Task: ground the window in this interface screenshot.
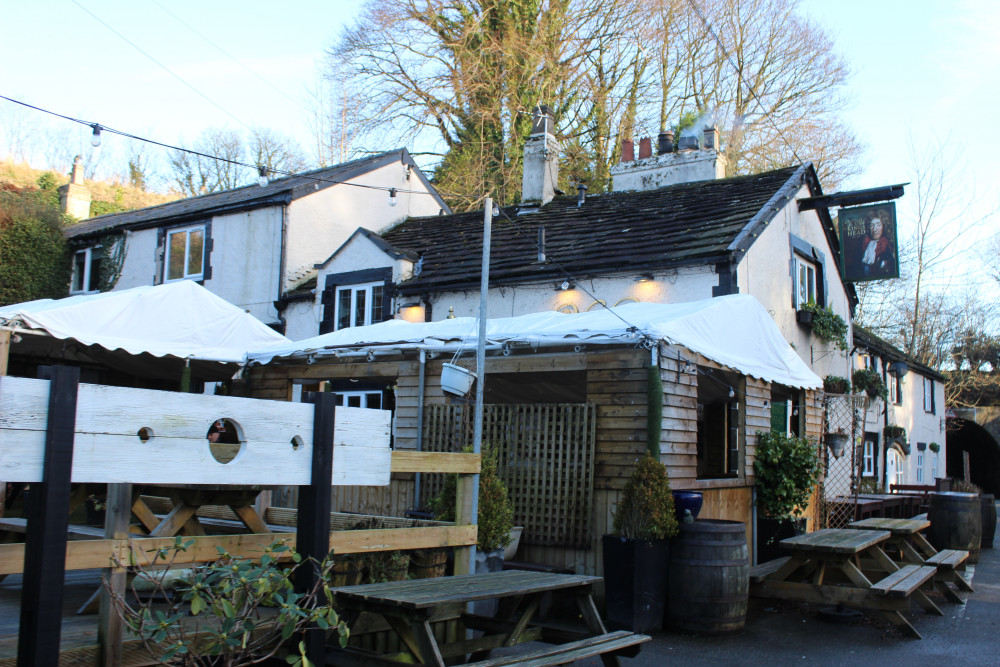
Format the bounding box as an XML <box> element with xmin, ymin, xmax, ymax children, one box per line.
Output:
<box><xmin>164</xmin><ymin>225</ymin><xmax>205</xmax><ymax>281</ymax></box>
<box><xmin>890</xmin><ymin>373</ymin><xmax>902</xmax><ymax>405</ymax></box>
<box><xmin>794</xmin><ymin>256</ymin><xmax>817</xmax><ymax>309</ymax></box>
<box><xmin>335</xmin><ymin>282</ymin><xmax>385</xmax><ymax>330</ymax></box>
<box><xmin>333</xmin><ymin>390</ymin><xmax>383</xmax><ymax>409</ymax></box>
<box><xmin>70</xmin><ymin>246</ymin><xmax>102</xmax><ymax>294</ymax></box>
<box><xmin>917</xmin><ymin>450</ymin><xmax>925</xmax><ymax>483</ymax></box>
<box><xmin>862</xmin><ymin>439</ymin><xmax>875</xmax><ymax>476</ymax></box>
<box><xmin>931</xmin><ymin>452</ymin><xmax>938</xmax><ymax>480</ymax></box>
<box><xmin>923</xmin><ymin>377</ymin><xmax>936</xmax><ymax>413</ymax></box>
<box><xmin>696</xmin><ymin>367</ymin><xmax>743</xmax><ymax>479</ymax></box>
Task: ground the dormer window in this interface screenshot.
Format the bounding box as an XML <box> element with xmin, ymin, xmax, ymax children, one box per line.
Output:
<box><xmin>70</xmin><ymin>246</ymin><xmax>102</xmax><ymax>294</ymax></box>
<box><xmin>335</xmin><ymin>282</ymin><xmax>385</xmax><ymax>330</ymax></box>
<box><xmin>164</xmin><ymin>225</ymin><xmax>205</xmax><ymax>282</ymax></box>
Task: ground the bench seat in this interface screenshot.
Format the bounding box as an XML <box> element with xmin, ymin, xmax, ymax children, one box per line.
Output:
<box><xmin>749</xmin><ymin>557</ymin><xmax>790</xmax><ymax>584</ymax></box>
<box><xmin>925</xmin><ymin>549</ymin><xmax>968</xmax><ymax>569</ymax></box>
<box><xmin>870</xmin><ymin>565</ymin><xmax>937</xmax><ymax>598</ymax></box>
<box><xmin>461</xmin><ymin>631</ymin><xmax>650</xmax><ymax>667</ymax></box>
<box><xmin>0</xmin><ymin>517</ymin><xmax>104</xmax><ymax>540</ymax></box>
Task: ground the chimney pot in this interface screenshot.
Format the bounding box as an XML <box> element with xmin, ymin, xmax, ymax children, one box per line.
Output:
<box><xmin>530</xmin><ymin>104</ymin><xmax>555</xmax><ymax>136</ymax></box>
<box><xmin>638</xmin><ymin>137</ymin><xmax>652</xmax><ymax>159</ymax></box>
<box><xmin>678</xmin><ymin>136</ymin><xmax>699</xmax><ymax>151</ymax></box>
<box><xmin>703</xmin><ymin>125</ymin><xmax>719</xmax><ymax>151</ymax></box>
<box><xmin>621</xmin><ymin>139</ymin><xmax>635</xmax><ymax>162</ymax></box>
<box><xmin>657</xmin><ymin>131</ymin><xmax>674</xmax><ymax>155</ymax></box>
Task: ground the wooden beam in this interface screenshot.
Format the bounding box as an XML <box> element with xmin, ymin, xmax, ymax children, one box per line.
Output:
<box><xmin>391</xmin><ymin>451</ymin><xmax>481</xmax><ymax>474</ymax></box>
<box><xmin>0</xmin><ymin>329</ymin><xmax>9</xmax><ymax>376</ymax></box>
<box><xmin>796</xmin><ymin>184</ymin><xmax>906</xmax><ymax>211</ymax></box>
<box><xmin>98</xmin><ymin>483</ymin><xmax>131</xmax><ymax>667</ymax></box>
<box><xmin>19</xmin><ymin>365</ymin><xmax>79</xmax><ymax>666</ymax></box>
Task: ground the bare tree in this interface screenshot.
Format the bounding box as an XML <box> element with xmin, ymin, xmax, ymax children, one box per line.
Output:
<box><xmin>330</xmin><ymin>0</ymin><xmax>864</xmax><ymax>205</ymax></box>
<box><xmin>248</xmin><ymin>127</ymin><xmax>307</xmax><ymax>176</ymax></box>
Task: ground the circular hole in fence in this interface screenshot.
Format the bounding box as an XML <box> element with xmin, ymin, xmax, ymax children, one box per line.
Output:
<box><xmin>291</xmin><ymin>435</ymin><xmax>304</xmax><ymax>451</ymax></box>
<box><xmin>206</xmin><ymin>417</ymin><xmax>245</xmax><ymax>464</ymax></box>
<box><xmin>137</xmin><ymin>427</ymin><xmax>154</xmax><ymax>442</ymax></box>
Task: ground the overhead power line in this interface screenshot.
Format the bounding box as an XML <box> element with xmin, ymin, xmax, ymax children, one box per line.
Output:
<box><xmin>0</xmin><ymin>94</ymin><xmax>476</xmax><ymax>199</ymax></box>
<box><xmin>70</xmin><ymin>0</ymin><xmax>254</xmax><ymax>132</ymax></box>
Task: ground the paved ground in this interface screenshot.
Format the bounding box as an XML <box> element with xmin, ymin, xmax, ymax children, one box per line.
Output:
<box><xmin>598</xmin><ymin>526</ymin><xmax>1000</xmax><ymax>666</ymax></box>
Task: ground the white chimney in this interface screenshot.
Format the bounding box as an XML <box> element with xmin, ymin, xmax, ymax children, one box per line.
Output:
<box><xmin>610</xmin><ymin>126</ymin><xmax>727</xmax><ymax>192</ymax></box>
<box><xmin>521</xmin><ymin>105</ymin><xmax>560</xmax><ymax>205</ymax></box>
<box><xmin>58</xmin><ymin>155</ymin><xmax>91</xmax><ymax>219</ymax></box>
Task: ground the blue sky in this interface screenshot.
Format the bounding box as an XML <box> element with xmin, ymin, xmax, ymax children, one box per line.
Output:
<box><xmin>2</xmin><ymin>0</ymin><xmax>996</xmax><ymax>291</ymax></box>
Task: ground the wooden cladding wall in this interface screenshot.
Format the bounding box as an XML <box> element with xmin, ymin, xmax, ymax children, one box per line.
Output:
<box><xmin>422</xmin><ymin>403</ymin><xmax>596</xmax><ymax>549</ymax></box>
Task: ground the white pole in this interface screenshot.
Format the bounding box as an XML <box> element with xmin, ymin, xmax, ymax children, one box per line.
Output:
<box><xmin>469</xmin><ymin>196</ymin><xmax>492</xmax><ymax>574</ymax></box>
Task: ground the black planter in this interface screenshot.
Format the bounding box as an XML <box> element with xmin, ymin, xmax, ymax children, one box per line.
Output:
<box><xmin>755</xmin><ymin>518</ymin><xmax>805</xmax><ymax>564</ymax></box>
<box><xmin>602</xmin><ymin>535</ymin><xmax>670</xmax><ymax>633</ymax></box>
<box><xmin>796</xmin><ymin>310</ymin><xmax>814</xmax><ymax>326</ymax></box>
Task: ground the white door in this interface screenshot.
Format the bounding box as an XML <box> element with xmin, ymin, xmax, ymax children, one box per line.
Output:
<box><xmin>886</xmin><ymin>450</ymin><xmax>903</xmax><ymax>490</ymax></box>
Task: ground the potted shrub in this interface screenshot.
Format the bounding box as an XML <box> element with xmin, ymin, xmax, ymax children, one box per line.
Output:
<box><xmin>799</xmin><ymin>301</ymin><xmax>849</xmax><ymax>351</ymax></box>
<box><xmin>429</xmin><ymin>444</ymin><xmax>513</xmax><ymax>572</ymax></box>
<box><xmin>754</xmin><ymin>430</ymin><xmax>821</xmax><ymax>563</ymax></box>
<box><xmin>602</xmin><ymin>453</ymin><xmax>679</xmax><ymax>633</ymax></box>
<box><xmin>822</xmin><ymin>375</ymin><xmax>850</xmax><ymax>394</ymax></box>
<box><xmin>929</xmin><ymin>442</ymin><xmax>940</xmax><ymax>453</ymax></box>
<box><xmin>883</xmin><ymin>424</ymin><xmax>906</xmax><ymax>445</ymax></box>
<box><xmin>852</xmin><ymin>368</ymin><xmax>888</xmax><ymax>402</ymax></box>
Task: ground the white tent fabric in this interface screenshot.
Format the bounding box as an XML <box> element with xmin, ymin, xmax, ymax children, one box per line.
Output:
<box><xmin>0</xmin><ymin>281</ymin><xmax>289</xmax><ymax>363</ymax></box>
<box><xmin>248</xmin><ymin>294</ymin><xmax>821</xmax><ymax>389</ymax></box>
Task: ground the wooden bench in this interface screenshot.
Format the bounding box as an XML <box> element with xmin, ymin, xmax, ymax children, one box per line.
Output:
<box><xmin>925</xmin><ymin>549</ymin><xmax>974</xmax><ymax>601</ymax></box>
<box><xmin>0</xmin><ymin>517</ymin><xmax>104</xmax><ymax>540</ymax></box>
<box><xmin>461</xmin><ymin>631</ymin><xmax>650</xmax><ymax>666</ymax></box>
<box><xmin>870</xmin><ymin>564</ymin><xmax>937</xmax><ymax>598</ymax></box>
<box><xmin>749</xmin><ymin>557</ymin><xmax>790</xmax><ymax>584</ymax></box>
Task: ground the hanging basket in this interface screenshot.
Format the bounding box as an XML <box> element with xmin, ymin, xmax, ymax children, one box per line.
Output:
<box><xmin>825</xmin><ymin>432</ymin><xmax>849</xmax><ymax>459</ymax></box>
<box><xmin>441</xmin><ymin>362</ymin><xmax>477</xmax><ymax>396</ymax></box>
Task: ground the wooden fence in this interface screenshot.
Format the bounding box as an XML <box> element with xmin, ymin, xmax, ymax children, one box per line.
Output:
<box><xmin>0</xmin><ymin>368</ymin><xmax>479</xmax><ymax>666</ymax></box>
<box><xmin>423</xmin><ymin>403</ymin><xmax>596</xmax><ymax>549</ymax></box>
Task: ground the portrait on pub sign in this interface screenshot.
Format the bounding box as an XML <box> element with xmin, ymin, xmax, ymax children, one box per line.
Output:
<box><xmin>838</xmin><ymin>203</ymin><xmax>899</xmax><ymax>282</ymax></box>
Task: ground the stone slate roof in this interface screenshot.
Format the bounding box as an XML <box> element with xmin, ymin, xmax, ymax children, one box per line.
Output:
<box><xmin>853</xmin><ymin>326</ymin><xmax>946</xmax><ymax>382</ymax></box>
<box><xmin>381</xmin><ymin>165</ymin><xmax>810</xmax><ymax>295</ymax></box>
<box><xmin>66</xmin><ymin>148</ymin><xmax>447</xmax><ymax>240</ymax></box>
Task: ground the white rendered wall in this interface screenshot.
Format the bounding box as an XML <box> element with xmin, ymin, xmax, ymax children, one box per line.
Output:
<box><xmin>113</xmin><ymin>228</ymin><xmax>160</xmax><ymax>290</ymax></box>
<box><xmin>610</xmin><ymin>150</ymin><xmax>726</xmax><ymax>191</ymax></box>
<box><xmin>203</xmin><ymin>208</ymin><xmax>283</xmax><ymax>325</ymax></box>
<box><xmin>423</xmin><ymin>268</ymin><xmax>717</xmax><ymax>321</ymax></box>
<box><xmin>284</xmin><ymin>162</ymin><xmax>443</xmax><ymax>293</ymax></box>
<box><xmin>283</xmin><ymin>300</ymin><xmax>319</xmax><ymax>341</ymax></box>
<box><xmin>739</xmin><ymin>190</ymin><xmax>853</xmax><ymax>381</ymax></box>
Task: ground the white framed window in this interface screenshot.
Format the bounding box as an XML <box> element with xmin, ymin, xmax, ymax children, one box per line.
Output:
<box><xmin>164</xmin><ymin>225</ymin><xmax>205</xmax><ymax>282</ymax></box>
<box><xmin>333</xmin><ymin>390</ymin><xmax>383</xmax><ymax>409</ymax></box>
<box><xmin>923</xmin><ymin>377</ymin><xmax>936</xmax><ymax>414</ymax></box>
<box><xmin>917</xmin><ymin>451</ymin><xmax>925</xmax><ymax>483</ymax></box>
<box><xmin>890</xmin><ymin>374</ymin><xmax>902</xmax><ymax>405</ymax></box>
<box><xmin>863</xmin><ymin>440</ymin><xmax>875</xmax><ymax>476</ymax></box>
<box><xmin>335</xmin><ymin>281</ymin><xmax>385</xmax><ymax>330</ymax></box>
<box><xmin>931</xmin><ymin>452</ymin><xmax>938</xmax><ymax>480</ymax></box>
<box><xmin>70</xmin><ymin>246</ymin><xmax>102</xmax><ymax>294</ymax></box>
<box><xmin>794</xmin><ymin>256</ymin><xmax>817</xmax><ymax>309</ymax></box>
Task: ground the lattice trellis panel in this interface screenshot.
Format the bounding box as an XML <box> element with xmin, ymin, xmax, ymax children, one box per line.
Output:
<box><xmin>818</xmin><ymin>394</ymin><xmax>870</xmax><ymax>529</ymax></box>
<box><xmin>421</xmin><ymin>403</ymin><xmax>596</xmax><ymax>549</ymax></box>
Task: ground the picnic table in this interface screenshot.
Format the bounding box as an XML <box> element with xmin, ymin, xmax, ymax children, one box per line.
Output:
<box><xmin>749</xmin><ymin>528</ymin><xmax>942</xmax><ymax>638</ymax></box>
<box><xmin>329</xmin><ymin>570</ymin><xmax>650</xmax><ymax>666</ymax></box>
<box><xmin>848</xmin><ymin>517</ymin><xmax>974</xmax><ymax>603</ymax></box>
<box><xmin>826</xmin><ymin>495</ymin><xmax>885</xmax><ymax>523</ymax></box>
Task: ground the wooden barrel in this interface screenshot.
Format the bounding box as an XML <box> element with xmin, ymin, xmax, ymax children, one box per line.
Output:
<box><xmin>409</xmin><ymin>548</ymin><xmax>448</xmax><ymax>579</ymax></box>
<box><xmin>667</xmin><ymin>520</ymin><xmax>749</xmax><ymax>634</ymax></box>
<box><xmin>982</xmin><ymin>494</ymin><xmax>996</xmax><ymax>549</ymax></box>
<box><xmin>928</xmin><ymin>492</ymin><xmax>982</xmax><ymax>563</ymax></box>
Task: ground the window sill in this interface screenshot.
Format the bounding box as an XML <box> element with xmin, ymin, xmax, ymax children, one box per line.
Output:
<box><xmin>690</xmin><ymin>477</ymin><xmax>747</xmax><ymax>489</ymax></box>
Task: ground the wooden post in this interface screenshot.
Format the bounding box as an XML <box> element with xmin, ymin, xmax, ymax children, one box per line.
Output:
<box><xmin>296</xmin><ymin>392</ymin><xmax>335</xmax><ymax>667</ymax></box>
<box><xmin>98</xmin><ymin>483</ymin><xmax>131</xmax><ymax>667</ymax></box>
<box><xmin>0</xmin><ymin>330</ymin><xmax>9</xmax><ymax>518</ymax></box>
<box><xmin>18</xmin><ymin>365</ymin><xmax>80</xmax><ymax>667</ymax></box>
<box><xmin>452</xmin><ymin>474</ymin><xmax>476</xmax><ymax>576</ymax></box>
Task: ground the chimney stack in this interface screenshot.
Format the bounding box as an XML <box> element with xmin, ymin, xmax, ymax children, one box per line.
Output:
<box><xmin>621</xmin><ymin>139</ymin><xmax>634</xmax><ymax>162</ymax></box>
<box><xmin>638</xmin><ymin>137</ymin><xmax>652</xmax><ymax>159</ymax></box>
<box><xmin>703</xmin><ymin>126</ymin><xmax>719</xmax><ymax>150</ymax></box>
<box><xmin>521</xmin><ymin>104</ymin><xmax>560</xmax><ymax>205</ymax></box>
<box><xmin>58</xmin><ymin>155</ymin><xmax>91</xmax><ymax>219</ymax></box>
<box><xmin>657</xmin><ymin>131</ymin><xmax>674</xmax><ymax>155</ymax></box>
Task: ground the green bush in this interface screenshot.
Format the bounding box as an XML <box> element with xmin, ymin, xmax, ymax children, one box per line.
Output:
<box><xmin>611</xmin><ymin>453</ymin><xmax>678</xmax><ymax>540</ymax></box>
<box><xmin>429</xmin><ymin>444</ymin><xmax>513</xmax><ymax>553</ymax></box>
<box><xmin>754</xmin><ymin>431</ymin><xmax>821</xmax><ymax>520</ymax></box>
<box><xmin>852</xmin><ymin>368</ymin><xmax>888</xmax><ymax>402</ymax></box>
<box><xmin>801</xmin><ymin>301</ymin><xmax>849</xmax><ymax>351</ymax></box>
<box><xmin>0</xmin><ymin>185</ymin><xmax>71</xmax><ymax>306</ymax></box>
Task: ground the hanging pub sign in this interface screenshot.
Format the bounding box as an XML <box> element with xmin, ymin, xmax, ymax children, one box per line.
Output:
<box><xmin>838</xmin><ymin>202</ymin><xmax>900</xmax><ymax>282</ymax></box>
